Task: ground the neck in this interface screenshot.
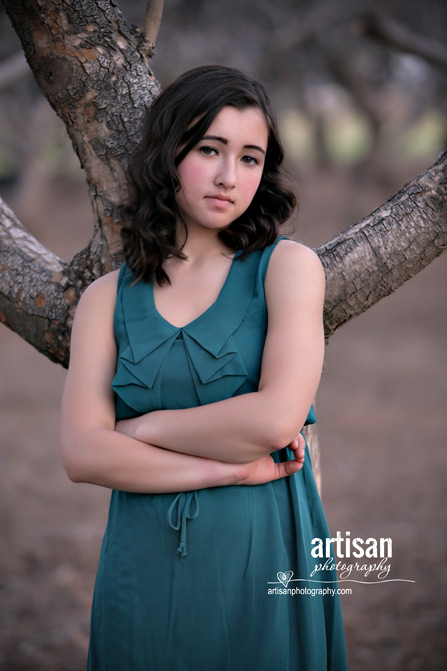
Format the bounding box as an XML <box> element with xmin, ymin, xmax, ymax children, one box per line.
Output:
<box><xmin>175</xmin><ymin>223</ymin><xmax>231</xmax><ymax>263</ymax></box>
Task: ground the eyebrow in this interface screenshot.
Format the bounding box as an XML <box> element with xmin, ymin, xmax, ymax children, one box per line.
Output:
<box><xmin>201</xmin><ymin>135</ymin><xmax>266</xmax><ymax>155</ymax></box>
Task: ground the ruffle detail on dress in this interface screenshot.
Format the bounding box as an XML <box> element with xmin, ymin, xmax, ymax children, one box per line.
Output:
<box><xmin>112</xmin><ymin>329</ymin><xmax>249</xmax><ymax>412</ymax></box>
<box><xmin>112</xmin><ymin>332</ymin><xmax>180</xmax><ymax>413</ymax></box>
<box><xmin>181</xmin><ymin>331</ymin><xmax>248</xmax><ymax>404</ymax></box>
<box><xmin>111</xmin><ymin>257</ymin><xmax>257</xmax><ymax>413</ymax></box>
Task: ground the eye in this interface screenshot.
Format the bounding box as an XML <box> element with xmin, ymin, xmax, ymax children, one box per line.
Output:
<box><xmin>199</xmin><ymin>145</ymin><xmax>218</xmax><ymax>156</ymax></box>
<box><xmin>241</xmin><ymin>155</ymin><xmax>259</xmax><ymax>166</ymax></box>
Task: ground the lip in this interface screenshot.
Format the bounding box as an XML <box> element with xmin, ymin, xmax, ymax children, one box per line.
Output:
<box><xmin>206</xmin><ymin>194</ymin><xmax>233</xmax><ymax>203</ymax></box>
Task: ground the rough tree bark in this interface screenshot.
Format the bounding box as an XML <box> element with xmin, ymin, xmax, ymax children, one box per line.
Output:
<box><xmin>2</xmin><ymin>1</ymin><xmax>159</xmax><ymax>278</ymax></box>
<box><xmin>318</xmin><ymin>151</ymin><xmax>446</xmax><ymax>337</ymax></box>
<box><xmin>1</xmin><ymin>0</ymin><xmax>160</xmax><ymax>360</ymax></box>
<box><xmin>0</xmin><ymin>0</ymin><xmax>446</xmax><ymax>485</ymax></box>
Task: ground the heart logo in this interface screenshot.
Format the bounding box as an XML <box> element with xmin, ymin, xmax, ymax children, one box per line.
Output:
<box><xmin>277</xmin><ymin>570</ymin><xmax>294</xmax><ymax>587</ymax></box>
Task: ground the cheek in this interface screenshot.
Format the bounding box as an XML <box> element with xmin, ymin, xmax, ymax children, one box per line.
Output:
<box><xmin>177</xmin><ymin>158</ymin><xmax>206</xmax><ymax>198</ymax></box>
<box><xmin>242</xmin><ymin>172</ymin><xmax>263</xmax><ymax>203</ymax></box>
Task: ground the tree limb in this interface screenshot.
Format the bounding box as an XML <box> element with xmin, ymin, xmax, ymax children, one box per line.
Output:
<box><xmin>318</xmin><ymin>151</ymin><xmax>447</xmax><ymax>338</ymax></box>
<box><xmin>0</xmin><ymin>196</ymin><xmax>72</xmax><ymax>364</ymax></box>
<box><xmin>141</xmin><ymin>0</ymin><xmax>165</xmax><ymax>50</ymax></box>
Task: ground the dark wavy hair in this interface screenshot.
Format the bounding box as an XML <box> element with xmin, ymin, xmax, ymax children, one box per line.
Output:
<box><xmin>120</xmin><ymin>64</ymin><xmax>297</xmax><ymax>284</ymax></box>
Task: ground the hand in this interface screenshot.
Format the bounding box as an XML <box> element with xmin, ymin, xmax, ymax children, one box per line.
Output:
<box><xmin>237</xmin><ymin>433</ymin><xmax>306</xmax><ymax>486</ymax></box>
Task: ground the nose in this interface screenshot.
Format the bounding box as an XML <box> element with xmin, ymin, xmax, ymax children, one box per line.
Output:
<box><xmin>215</xmin><ymin>158</ymin><xmax>236</xmax><ymax>189</ymax></box>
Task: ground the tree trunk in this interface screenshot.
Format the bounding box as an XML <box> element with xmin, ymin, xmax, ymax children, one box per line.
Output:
<box><xmin>3</xmin><ymin>0</ymin><xmax>160</xmax><ymax>283</ymax></box>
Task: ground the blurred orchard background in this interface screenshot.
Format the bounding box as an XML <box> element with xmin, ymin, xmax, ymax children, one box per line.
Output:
<box><xmin>0</xmin><ymin>0</ymin><xmax>446</xmax><ymax>669</ymax></box>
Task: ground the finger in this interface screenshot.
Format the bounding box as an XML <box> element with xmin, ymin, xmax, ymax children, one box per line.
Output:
<box><xmin>289</xmin><ymin>446</ymin><xmax>304</xmax><ymax>462</ymax></box>
<box><xmin>297</xmin><ymin>434</ymin><xmax>305</xmax><ymax>460</ymax></box>
<box><xmin>275</xmin><ymin>459</ymin><xmax>303</xmax><ymax>480</ymax></box>
<box><xmin>284</xmin><ymin>459</ymin><xmax>304</xmax><ymax>476</ymax></box>
<box><xmin>290</xmin><ymin>437</ymin><xmax>305</xmax><ymax>462</ymax></box>
<box><xmin>290</xmin><ymin>434</ymin><xmax>305</xmax><ymax>449</ymax></box>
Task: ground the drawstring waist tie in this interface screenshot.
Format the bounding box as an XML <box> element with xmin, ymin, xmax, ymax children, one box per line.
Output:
<box><xmin>167</xmin><ymin>491</ymin><xmax>200</xmax><ymax>558</ymax></box>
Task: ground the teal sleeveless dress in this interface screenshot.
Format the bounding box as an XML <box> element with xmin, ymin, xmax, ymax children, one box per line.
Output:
<box><xmin>87</xmin><ymin>238</ymin><xmax>347</xmax><ymax>671</ymax></box>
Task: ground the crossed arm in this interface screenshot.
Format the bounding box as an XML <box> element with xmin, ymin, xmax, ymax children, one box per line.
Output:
<box><xmin>60</xmin><ymin>240</ymin><xmax>325</xmax><ymax>494</ymax></box>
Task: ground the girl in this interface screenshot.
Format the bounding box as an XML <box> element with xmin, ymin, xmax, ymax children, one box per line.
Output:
<box><xmin>60</xmin><ymin>65</ymin><xmax>347</xmax><ymax>670</ymax></box>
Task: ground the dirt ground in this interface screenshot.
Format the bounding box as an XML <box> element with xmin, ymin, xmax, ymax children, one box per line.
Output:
<box><xmin>0</xmin><ymin>161</ymin><xmax>445</xmax><ymax>671</ymax></box>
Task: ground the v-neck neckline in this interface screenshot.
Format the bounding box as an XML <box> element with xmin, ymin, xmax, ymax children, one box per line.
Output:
<box><xmin>150</xmin><ymin>249</ymin><xmax>243</xmax><ymax>330</ymax></box>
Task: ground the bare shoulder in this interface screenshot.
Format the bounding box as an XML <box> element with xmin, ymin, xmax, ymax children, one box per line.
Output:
<box><xmin>64</xmin><ymin>271</ymin><xmax>120</xmax><ymax>424</ymax></box>
<box><xmin>71</xmin><ymin>269</ymin><xmax>120</xmax><ymax>344</ymax></box>
<box><xmin>266</xmin><ymin>239</ymin><xmax>325</xmax><ymax>290</ymax></box>
<box><xmin>74</xmin><ymin>269</ymin><xmax>120</xmax><ymax>318</ymax></box>
<box><xmin>80</xmin><ymin>269</ymin><xmax>120</xmax><ymax>302</ymax></box>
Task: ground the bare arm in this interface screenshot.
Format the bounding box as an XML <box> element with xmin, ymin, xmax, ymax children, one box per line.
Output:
<box><xmin>60</xmin><ymin>270</ymin><xmax>304</xmax><ymax>493</ymax></box>
<box><xmin>117</xmin><ymin>241</ymin><xmax>325</xmax><ymax>463</ymax></box>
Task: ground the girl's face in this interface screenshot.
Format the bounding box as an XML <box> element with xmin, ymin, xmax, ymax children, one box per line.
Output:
<box><xmin>175</xmin><ymin>105</ymin><xmax>268</xmax><ymax>236</ymax></box>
